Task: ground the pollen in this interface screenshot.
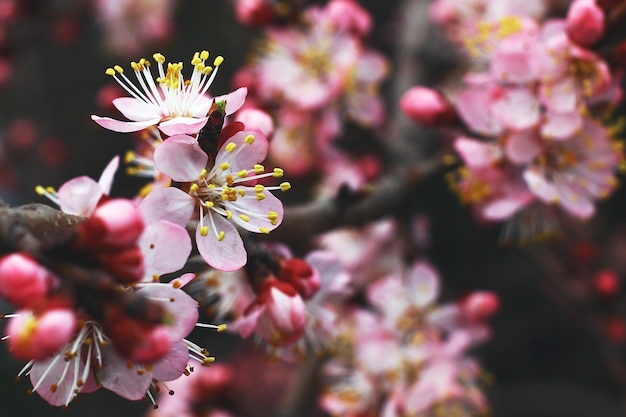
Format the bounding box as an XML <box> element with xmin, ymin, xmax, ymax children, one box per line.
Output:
<box><xmin>200</xmin><ymin>226</ymin><xmax>209</xmax><ymax>236</ymax></box>
<box><xmin>254</xmin><ymin>164</ymin><xmax>265</xmax><ymax>174</ymax></box>
<box><xmin>244</xmin><ymin>134</ymin><xmax>255</xmax><ymax>144</ymax></box>
<box><xmin>219</xmin><ymin>162</ymin><xmax>230</xmax><ymax>170</ymax></box>
<box><xmin>280</xmin><ymin>182</ymin><xmax>291</xmax><ymax>191</ymax></box>
<box><xmin>213</xmin><ymin>56</ymin><xmax>224</xmax><ymax>66</ymax></box>
<box><xmin>259</xmin><ymin>227</ymin><xmax>270</xmax><ymax>234</ymax></box>
<box><xmin>225</xmin><ymin>142</ymin><xmax>237</xmax><ymax>152</ymax></box>
<box><xmin>273</xmin><ymin>168</ymin><xmax>284</xmax><ymax>177</ymax></box>
<box><xmin>218</xmin><ymin>231</ymin><xmax>225</xmax><ymax>241</ymax></box>
<box><xmin>239</xmin><ymin>214</ymin><xmax>250</xmax><ymax>222</ymax></box>
<box><xmin>217</xmin><ymin>324</ymin><xmax>227</xmax><ymax>332</ymax></box>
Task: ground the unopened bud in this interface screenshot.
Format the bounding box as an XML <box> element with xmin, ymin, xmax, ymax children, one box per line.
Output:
<box><xmin>236</xmin><ymin>108</ymin><xmax>274</xmax><ymax>137</ymax></box>
<box><xmin>80</xmin><ymin>199</ymin><xmax>144</xmax><ymax>251</ymax></box>
<box><xmin>566</xmin><ymin>0</ymin><xmax>605</xmax><ymax>46</ymax></box>
<box><xmin>324</xmin><ymin>0</ymin><xmax>372</xmax><ymax>36</ymax></box>
<box><xmin>235</xmin><ymin>0</ymin><xmax>275</xmax><ymax>27</ymax></box>
<box><xmin>279</xmin><ymin>258</ymin><xmax>321</xmax><ymax>300</ymax></box>
<box><xmin>256</xmin><ymin>279</ymin><xmax>306</xmax><ymax>346</ymax></box>
<box><xmin>0</xmin><ymin>253</ymin><xmax>51</xmax><ymax>307</ymax></box>
<box><xmin>593</xmin><ymin>269</ymin><xmax>620</xmax><ymax>296</ymax></box>
<box><xmin>461</xmin><ymin>291</ymin><xmax>499</xmax><ymax>322</ymax></box>
<box><xmin>7</xmin><ymin>308</ymin><xmax>77</xmax><ymax>360</ymax></box>
<box><xmin>100</xmin><ymin>246</ymin><xmax>145</xmax><ymax>284</ymax></box>
<box><xmin>105</xmin><ymin>310</ymin><xmax>170</xmax><ymax>364</ymax></box>
<box><xmin>399</xmin><ymin>87</ymin><xmax>456</xmax><ymax>126</ymax></box>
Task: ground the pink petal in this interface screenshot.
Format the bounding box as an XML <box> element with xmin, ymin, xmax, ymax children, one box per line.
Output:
<box><xmin>30</xmin><ymin>354</ymin><xmax>88</xmax><ymax>406</ymax></box>
<box><xmin>539</xmin><ymin>77</ymin><xmax>578</xmax><ymax>113</ymax></box>
<box><xmin>152</xmin><ymin>339</ymin><xmax>189</xmax><ymax>381</ymax></box>
<box><xmin>159</xmin><ymin>116</ymin><xmax>210</xmax><ymax>136</ymax></box>
<box><xmin>481</xmin><ymin>193</ymin><xmax>534</xmax><ymax>220</ymax></box>
<box><xmin>137</xmin><ymin>284</ymin><xmax>199</xmax><ymax>342</ymax></box>
<box><xmin>91</xmin><ymin>115</ymin><xmax>160</xmax><ymax>133</ymax></box>
<box><xmin>215</xmin><ymin>130</ymin><xmax>269</xmax><ymax>172</ymax></box>
<box><xmin>541</xmin><ymin>112</ymin><xmax>583</xmax><ymax>140</ymax></box>
<box><xmin>454</xmin><ymin>137</ymin><xmax>501</xmax><ymax>168</ymax></box>
<box><xmin>170</xmin><ymin>272</ymin><xmax>196</xmax><ymax>288</ymax></box>
<box><xmin>97</xmin><ymin>156</ymin><xmax>120</xmax><ymax>195</ymax></box>
<box><xmin>196</xmin><ymin>212</ymin><xmax>246</xmax><ymax>271</ymax></box>
<box><xmin>140</xmin><ymin>220</ymin><xmax>192</xmax><ymax>278</ymax></box>
<box><xmin>154</xmin><ymin>135</ymin><xmax>207</xmax><ymax>182</ymax></box>
<box><xmin>523</xmin><ymin>168</ymin><xmax>560</xmax><ymax>202</ymax></box>
<box><xmin>227</xmin><ymin>189</ymin><xmax>284</xmax><ymax>233</ymax></box>
<box><xmin>96</xmin><ymin>345</ymin><xmax>152</xmax><ymax>400</ymax></box>
<box><xmin>112</xmin><ymin>97</ymin><xmax>161</xmax><ymax>121</ymax></box>
<box><xmin>231</xmin><ymin>304</ymin><xmax>265</xmax><ymax>338</ymax></box>
<box><xmin>456</xmin><ymin>86</ymin><xmax>502</xmax><ymax>136</ymax></box>
<box><xmin>405</xmin><ymin>262</ymin><xmax>439</xmax><ymax>308</ymax></box>
<box><xmin>57</xmin><ymin>176</ymin><xmax>103</xmax><ymax>216</ymax></box>
<box><xmin>491</xmin><ymin>88</ymin><xmax>540</xmax><ymax>130</ymax></box>
<box><xmin>505</xmin><ymin>129</ymin><xmax>542</xmax><ymax>164</ymax></box>
<box><xmin>137</xmin><ymin>187</ymin><xmax>195</xmax><ymax>227</ymax></box>
<box><xmin>214</xmin><ymin>87</ymin><xmax>248</xmax><ymax>115</ymax></box>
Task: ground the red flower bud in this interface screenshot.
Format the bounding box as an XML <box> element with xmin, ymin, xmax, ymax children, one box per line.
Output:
<box><xmin>460</xmin><ymin>291</ymin><xmax>499</xmax><ymax>322</ymax></box>
<box><xmin>566</xmin><ymin>0</ymin><xmax>604</xmax><ymax>46</ymax></box>
<box><xmin>0</xmin><ymin>253</ymin><xmax>51</xmax><ymax>307</ymax></box>
<box><xmin>593</xmin><ymin>269</ymin><xmax>620</xmax><ymax>296</ymax></box>
<box><xmin>400</xmin><ymin>87</ymin><xmax>456</xmax><ymax>126</ymax></box>
<box><xmin>279</xmin><ymin>258</ymin><xmax>321</xmax><ymax>300</ymax></box>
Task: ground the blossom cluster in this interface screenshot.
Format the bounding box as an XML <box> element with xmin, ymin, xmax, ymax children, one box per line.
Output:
<box><xmin>402</xmin><ymin>0</ymin><xmax>625</xmax><ymax>239</ymax></box>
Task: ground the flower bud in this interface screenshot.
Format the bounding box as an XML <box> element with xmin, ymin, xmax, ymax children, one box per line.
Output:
<box><xmin>7</xmin><ymin>308</ymin><xmax>77</xmax><ymax>360</ymax></box>
<box><xmin>79</xmin><ymin>198</ymin><xmax>144</xmax><ymax>251</ymax></box>
<box><xmin>100</xmin><ymin>246</ymin><xmax>145</xmax><ymax>284</ymax></box>
<box><xmin>0</xmin><ymin>253</ymin><xmax>51</xmax><ymax>307</ymax></box>
<box><xmin>325</xmin><ymin>0</ymin><xmax>372</xmax><ymax>36</ymax></box>
<box><xmin>566</xmin><ymin>0</ymin><xmax>604</xmax><ymax>46</ymax></box>
<box><xmin>593</xmin><ymin>269</ymin><xmax>620</xmax><ymax>296</ymax></box>
<box><xmin>235</xmin><ymin>0</ymin><xmax>275</xmax><ymax>27</ymax></box>
<box><xmin>399</xmin><ymin>87</ymin><xmax>456</xmax><ymax>126</ymax></box>
<box><xmin>104</xmin><ymin>309</ymin><xmax>170</xmax><ymax>364</ymax></box>
<box><xmin>460</xmin><ymin>291</ymin><xmax>499</xmax><ymax>322</ymax></box>
<box><xmin>256</xmin><ymin>280</ymin><xmax>306</xmax><ymax>346</ymax></box>
<box><xmin>279</xmin><ymin>258</ymin><xmax>321</xmax><ymax>300</ymax></box>
<box><xmin>236</xmin><ymin>108</ymin><xmax>274</xmax><ymax>137</ymax></box>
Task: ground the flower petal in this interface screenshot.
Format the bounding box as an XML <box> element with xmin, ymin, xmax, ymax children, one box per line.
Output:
<box><xmin>541</xmin><ymin>112</ymin><xmax>582</xmax><ymax>140</ymax></box>
<box><xmin>152</xmin><ymin>339</ymin><xmax>189</xmax><ymax>381</ymax></box>
<box><xmin>491</xmin><ymin>88</ymin><xmax>540</xmax><ymax>130</ymax></box>
<box><xmin>227</xmin><ymin>189</ymin><xmax>284</xmax><ymax>233</ymax></box>
<box><xmin>137</xmin><ymin>187</ymin><xmax>195</xmax><ymax>227</ymax></box>
<box><xmin>140</xmin><ymin>220</ymin><xmax>192</xmax><ymax>278</ymax></box>
<box><xmin>57</xmin><ymin>176</ymin><xmax>103</xmax><ymax>216</ymax></box>
<box><xmin>30</xmin><ymin>354</ymin><xmax>90</xmax><ymax>406</ymax></box>
<box><xmin>137</xmin><ymin>284</ymin><xmax>199</xmax><ymax>342</ymax></box>
<box><xmin>215</xmin><ymin>130</ymin><xmax>269</xmax><ymax>172</ymax></box>
<box><xmin>505</xmin><ymin>129</ymin><xmax>542</xmax><ymax>164</ymax></box>
<box><xmin>405</xmin><ymin>262</ymin><xmax>439</xmax><ymax>308</ymax></box>
<box><xmin>97</xmin><ymin>156</ymin><xmax>120</xmax><ymax>195</ymax></box>
<box><xmin>112</xmin><ymin>97</ymin><xmax>161</xmax><ymax>121</ymax></box>
<box><xmin>214</xmin><ymin>87</ymin><xmax>248</xmax><ymax>115</ymax></box>
<box><xmin>197</xmin><ymin>212</ymin><xmax>246</xmax><ymax>271</ymax></box>
<box><xmin>154</xmin><ymin>134</ymin><xmax>208</xmax><ymax>182</ymax></box>
<box><xmin>96</xmin><ymin>345</ymin><xmax>152</xmax><ymax>401</ymax></box>
<box><xmin>159</xmin><ymin>116</ymin><xmax>210</xmax><ymax>136</ymax></box>
<box><xmin>91</xmin><ymin>115</ymin><xmax>161</xmax><ymax>133</ymax></box>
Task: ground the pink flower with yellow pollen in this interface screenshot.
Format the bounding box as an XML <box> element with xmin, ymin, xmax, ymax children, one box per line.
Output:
<box><xmin>91</xmin><ymin>51</ymin><xmax>246</xmax><ymax>136</ymax></box>
<box><xmin>138</xmin><ymin>130</ymin><xmax>288</xmax><ymax>271</ymax></box>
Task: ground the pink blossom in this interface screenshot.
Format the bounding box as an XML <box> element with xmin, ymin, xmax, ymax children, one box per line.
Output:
<box><xmin>0</xmin><ymin>253</ymin><xmax>52</xmax><ymax>308</ymax></box>
<box><xmin>566</xmin><ymin>0</ymin><xmax>605</xmax><ymax>46</ymax></box>
<box><xmin>324</xmin><ymin>0</ymin><xmax>372</xmax><ymax>37</ymax></box>
<box><xmin>139</xmin><ymin>131</ymin><xmax>286</xmax><ymax>271</ymax></box>
<box><xmin>91</xmin><ymin>51</ymin><xmax>246</xmax><ymax>136</ymax></box>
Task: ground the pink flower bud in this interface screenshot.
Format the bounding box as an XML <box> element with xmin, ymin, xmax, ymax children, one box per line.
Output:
<box><xmin>460</xmin><ymin>291</ymin><xmax>499</xmax><ymax>322</ymax></box>
<box><xmin>399</xmin><ymin>87</ymin><xmax>456</xmax><ymax>126</ymax></box>
<box><xmin>7</xmin><ymin>308</ymin><xmax>77</xmax><ymax>360</ymax></box>
<box><xmin>279</xmin><ymin>258</ymin><xmax>321</xmax><ymax>300</ymax></box>
<box><xmin>80</xmin><ymin>198</ymin><xmax>144</xmax><ymax>251</ymax></box>
<box><xmin>566</xmin><ymin>0</ymin><xmax>604</xmax><ymax>46</ymax></box>
<box><xmin>100</xmin><ymin>246</ymin><xmax>145</xmax><ymax>284</ymax></box>
<box><xmin>235</xmin><ymin>0</ymin><xmax>275</xmax><ymax>27</ymax></box>
<box><xmin>325</xmin><ymin>0</ymin><xmax>372</xmax><ymax>36</ymax></box>
<box><xmin>105</xmin><ymin>310</ymin><xmax>170</xmax><ymax>364</ymax></box>
<box><xmin>236</xmin><ymin>108</ymin><xmax>274</xmax><ymax>137</ymax></box>
<box><xmin>593</xmin><ymin>269</ymin><xmax>620</xmax><ymax>296</ymax></box>
<box><xmin>0</xmin><ymin>253</ymin><xmax>51</xmax><ymax>307</ymax></box>
<box><xmin>256</xmin><ymin>280</ymin><xmax>306</xmax><ymax>346</ymax></box>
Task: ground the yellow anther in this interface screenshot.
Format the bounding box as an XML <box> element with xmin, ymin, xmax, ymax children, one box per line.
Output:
<box><xmin>237</xmin><ymin>169</ymin><xmax>248</xmax><ymax>178</ymax></box>
<box><xmin>46</xmin><ymin>186</ymin><xmax>55</xmax><ymax>194</ymax></box>
<box><xmin>199</xmin><ymin>168</ymin><xmax>207</xmax><ymax>180</ymax></box>
<box><xmin>206</xmin><ymin>201</ymin><xmax>214</xmax><ymax>208</ymax></box>
<box><xmin>217</xmin><ymin>324</ymin><xmax>227</xmax><ymax>332</ymax></box>
<box><xmin>259</xmin><ymin>227</ymin><xmax>270</xmax><ymax>234</ymax></box>
<box><xmin>202</xmin><ymin>357</ymin><xmax>216</xmax><ymax>366</ymax></box>
<box><xmin>272</xmin><ymin>168</ymin><xmax>284</xmax><ymax>177</ymax></box>
<box><xmin>226</xmin><ymin>210</ymin><xmax>233</xmax><ymax>219</ymax></box>
<box><xmin>124</xmin><ymin>150</ymin><xmax>135</xmax><ymax>164</ymax></box>
<box><xmin>153</xmin><ymin>53</ymin><xmax>165</xmax><ymax>63</ymax></box>
<box><xmin>256</xmin><ymin>193</ymin><xmax>266</xmax><ymax>201</ymax></box>
<box><xmin>202</xmin><ymin>66</ymin><xmax>213</xmax><ymax>75</ymax></box>
<box><xmin>191</xmin><ymin>57</ymin><xmax>202</xmax><ymax>66</ymax></box>
<box><xmin>219</xmin><ymin>162</ymin><xmax>230</xmax><ymax>170</ymax></box>
<box><xmin>239</xmin><ymin>214</ymin><xmax>250</xmax><ymax>222</ymax></box>
<box><xmin>114</xmin><ymin>65</ymin><xmax>124</xmax><ymax>73</ymax></box>
<box><xmin>254</xmin><ymin>184</ymin><xmax>264</xmax><ymax>192</ymax></box>
<box><xmin>244</xmin><ymin>134</ymin><xmax>255</xmax><ymax>144</ymax></box>
<box><xmin>189</xmin><ymin>184</ymin><xmax>199</xmax><ymax>194</ymax></box>
<box><xmin>105</xmin><ymin>68</ymin><xmax>116</xmax><ymax>76</ymax></box>
<box><xmin>200</xmin><ymin>226</ymin><xmax>209</xmax><ymax>237</ymax></box>
<box><xmin>280</xmin><ymin>182</ymin><xmax>291</xmax><ymax>191</ymax></box>
<box><xmin>238</xmin><ymin>189</ymin><xmax>246</xmax><ymax>197</ymax></box>
<box><xmin>213</xmin><ymin>56</ymin><xmax>224</xmax><ymax>66</ymax></box>
<box><xmin>268</xmin><ymin>211</ymin><xmax>278</xmax><ymax>220</ymax></box>
<box><xmin>139</xmin><ymin>183</ymin><xmax>153</xmax><ymax>198</ymax></box>
<box><xmin>226</xmin><ymin>174</ymin><xmax>235</xmax><ymax>186</ymax></box>
<box><xmin>254</xmin><ymin>164</ymin><xmax>264</xmax><ymax>174</ymax></box>
<box><xmin>35</xmin><ymin>185</ymin><xmax>46</xmax><ymax>195</ymax></box>
<box><xmin>218</xmin><ymin>231</ymin><xmax>225</xmax><ymax>241</ymax></box>
<box><xmin>153</xmin><ymin>275</ymin><xmax>160</xmax><ymax>283</ymax></box>
<box><xmin>200</xmin><ymin>50</ymin><xmax>210</xmax><ymax>60</ymax></box>
<box><xmin>225</xmin><ymin>142</ymin><xmax>237</xmax><ymax>152</ymax></box>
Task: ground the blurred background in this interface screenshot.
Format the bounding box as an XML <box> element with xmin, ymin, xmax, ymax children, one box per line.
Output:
<box><xmin>1</xmin><ymin>1</ymin><xmax>626</xmax><ymax>416</ymax></box>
